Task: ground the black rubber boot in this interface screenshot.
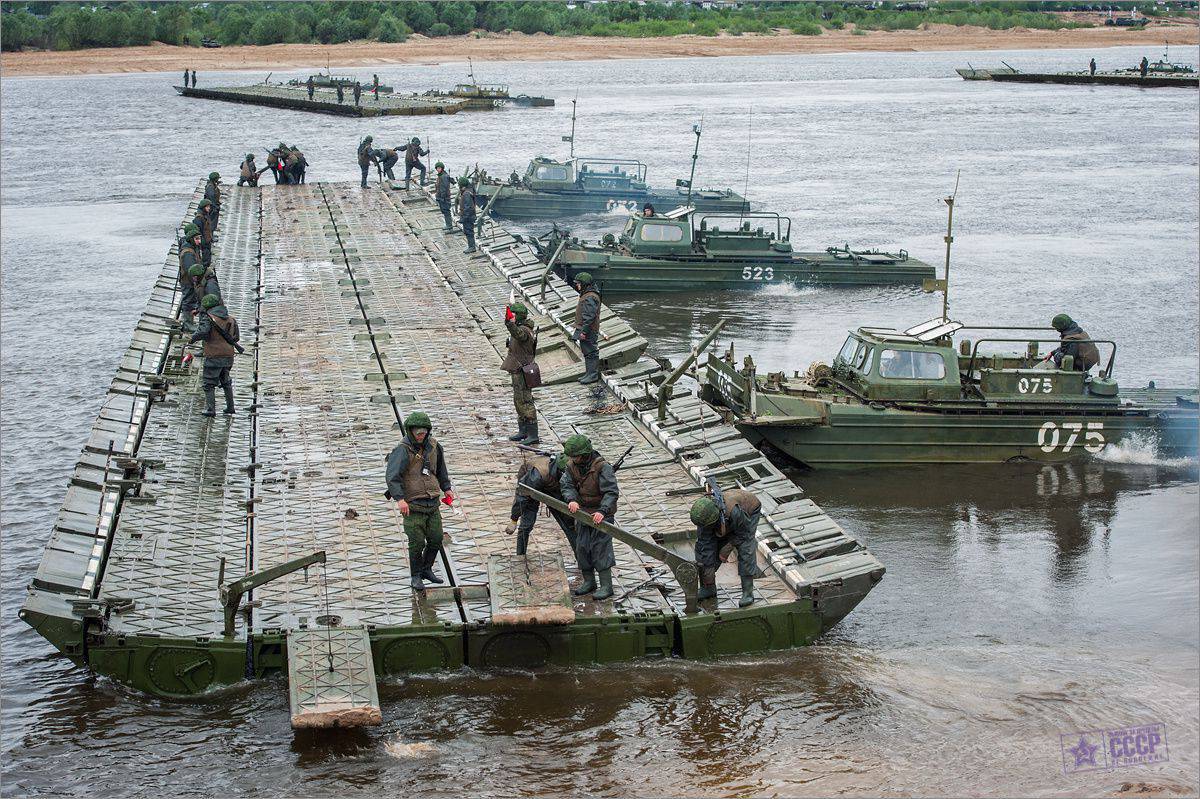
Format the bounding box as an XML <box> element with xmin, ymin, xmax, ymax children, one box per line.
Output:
<box><xmin>201</xmin><ymin>387</ymin><xmax>217</xmax><ymax>417</ymax></box>
<box><xmin>222</xmin><ymin>382</ymin><xmax>235</xmax><ymax>415</ymax></box>
<box><xmin>508</xmin><ymin>420</ymin><xmax>526</xmax><ymax>442</ymax></box>
<box><xmin>409</xmin><ymin>552</ymin><xmax>424</xmax><ymax>591</ymax></box>
<box><xmin>738</xmin><ymin>576</ymin><xmax>756</xmax><ymax>608</ymax></box>
<box><xmin>593</xmin><ymin>569</ymin><xmax>613</xmax><ymax>601</ymax></box>
<box><xmin>578</xmin><ymin>356</ymin><xmax>600</xmax><ymax>384</ymax></box>
<box><xmin>515</xmin><ymin>527</ymin><xmax>530</xmax><ymax>556</ymax></box>
<box><xmin>697</xmin><ymin>568</ymin><xmax>718</xmax><ymax>600</ymax></box>
<box><xmin>519</xmin><ymin>421</ymin><xmax>539</xmax><ymax>446</ymax></box>
<box><xmin>572</xmin><ymin>570</ymin><xmax>596</xmax><ymax>596</ymax></box>
<box><xmin>420</xmin><ymin>546</ymin><xmax>444</xmax><ymax>584</ymax></box>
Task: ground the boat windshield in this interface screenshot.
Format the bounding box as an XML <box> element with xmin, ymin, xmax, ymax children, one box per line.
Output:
<box><xmin>623</xmin><ymin>219</ymin><xmax>637</xmax><ymax>239</ymax></box>
<box><xmin>836</xmin><ymin>336</ymin><xmax>861</xmax><ymax>364</ymax></box>
<box><xmin>638</xmin><ymin>223</ymin><xmax>684</xmax><ymax>242</ymax></box>
<box><xmin>534</xmin><ymin>164</ymin><xmax>570</xmax><ymax>181</ymax></box>
<box><xmin>878</xmin><ymin>349</ymin><xmax>946</xmax><ymax>380</ymax></box>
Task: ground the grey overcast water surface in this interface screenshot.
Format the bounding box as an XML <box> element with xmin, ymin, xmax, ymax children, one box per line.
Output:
<box><xmin>2</xmin><ymin>46</ymin><xmax>1198</xmax><ymax>797</ymax></box>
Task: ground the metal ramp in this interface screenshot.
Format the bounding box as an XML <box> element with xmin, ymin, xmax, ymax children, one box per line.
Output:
<box><xmin>286</xmin><ymin>625</ymin><xmax>381</xmax><ymax>729</ymax></box>
<box><xmin>487</xmin><ymin>553</ymin><xmax>574</xmax><ymax>625</ymax></box>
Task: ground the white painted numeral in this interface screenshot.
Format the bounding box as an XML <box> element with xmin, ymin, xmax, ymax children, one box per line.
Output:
<box><xmin>1037</xmin><ymin>421</ymin><xmax>1105</xmax><ymax>453</ymax></box>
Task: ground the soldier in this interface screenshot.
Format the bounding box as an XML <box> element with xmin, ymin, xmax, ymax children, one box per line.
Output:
<box><xmin>188</xmin><ymin>262</ymin><xmax>220</xmax><ymax>306</ymax></box>
<box><xmin>507</xmin><ymin>451</ymin><xmax>575</xmax><ymax>556</ymax></box>
<box><xmin>177</xmin><ymin>223</ymin><xmax>204</xmax><ymax>331</ymax></box>
<box><xmin>501</xmin><ymin>302</ymin><xmax>538</xmax><ymax>445</ymax></box>
<box><xmin>1049</xmin><ymin>314</ymin><xmax>1100</xmax><ymax>372</ymax></box>
<box><xmin>1140</xmin><ymin>56</ymin><xmax>1149</xmax><ymax>77</ymax></box>
<box><xmin>182</xmin><ymin>68</ymin><xmax>189</xmax><ymax>87</ymax></box>
<box><xmin>238</xmin><ymin>153</ymin><xmax>265</xmax><ymax>187</ymax></box>
<box><xmin>266</xmin><ymin>147</ymin><xmax>282</xmax><ymax>184</ymax></box>
<box><xmin>642</xmin><ymin>202</ymin><xmax>656</xmax><ymax>217</ymax></box>
<box><xmin>378</xmin><ymin>145</ymin><xmax>399</xmax><ymax>181</ymax></box>
<box><xmin>353</xmin><ymin>80</ymin><xmax>361</xmax><ymax>107</ymax></box>
<box><xmin>190</xmin><ymin>294</ymin><xmax>240</xmax><ymax>417</ymax></box>
<box><xmin>689</xmin><ymin>486</ymin><xmax>763</xmax><ymax>608</ymax></box>
<box><xmin>372</xmin><ymin>73</ymin><xmax>380</xmax><ymax>101</ymax></box>
<box><xmin>1089</xmin><ymin>57</ymin><xmax>1097</xmax><ymax>76</ymax></box>
<box><xmin>306</xmin><ymin>75</ymin><xmax>314</xmax><ymax>100</ymax></box>
<box><xmin>456</xmin><ymin>176</ymin><xmax>477</xmax><ymax>254</ymax></box>
<box><xmin>572</xmin><ymin>272</ymin><xmax>601</xmax><ymax>384</ymax></box>
<box><xmin>285</xmin><ymin>146</ymin><xmax>307</xmax><ymax>185</ymax></box>
<box><xmin>357</xmin><ymin>135</ymin><xmax>375</xmax><ymax>188</ymax></box>
<box><xmin>385</xmin><ymin>411</ymin><xmax>455</xmax><ymax>590</ymax></box>
<box><xmin>204</xmin><ymin>172</ymin><xmax>222</xmax><ymax>227</ymax></box>
<box><xmin>190</xmin><ymin>69</ymin><xmax>197</xmax><ymax>87</ymax></box>
<box><xmin>560</xmin><ymin>434</ymin><xmax>618</xmax><ymax>601</ymax></box>
<box><xmin>433</xmin><ymin>162</ymin><xmax>454</xmax><ymax>230</ymax></box>
<box><xmin>402</xmin><ymin>136</ymin><xmax>428</xmax><ymax>189</ymax></box>
<box><xmin>193</xmin><ymin>199</ymin><xmax>215</xmax><ymax>266</ymax></box>
<box><xmin>336</xmin><ymin>83</ymin><xmax>344</xmax><ymax>104</ymax></box>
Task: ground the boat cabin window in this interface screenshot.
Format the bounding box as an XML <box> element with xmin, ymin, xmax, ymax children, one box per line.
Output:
<box><xmin>638</xmin><ymin>223</ymin><xmax>684</xmax><ymax>243</ymax></box>
<box><xmin>836</xmin><ymin>336</ymin><xmax>862</xmax><ymax>364</ymax></box>
<box><xmin>623</xmin><ymin>219</ymin><xmax>637</xmax><ymax>238</ymax></box>
<box><xmin>878</xmin><ymin>349</ymin><xmax>946</xmax><ymax>380</ymax></box>
<box><xmin>854</xmin><ymin>345</ymin><xmax>873</xmax><ymax>374</ymax></box>
<box><xmin>534</xmin><ymin>165</ymin><xmax>569</xmax><ymax>181</ymax></box>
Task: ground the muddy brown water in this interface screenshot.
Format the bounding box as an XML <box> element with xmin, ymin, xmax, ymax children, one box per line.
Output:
<box><xmin>2</xmin><ymin>47</ymin><xmax>1197</xmax><ymax>797</ymax></box>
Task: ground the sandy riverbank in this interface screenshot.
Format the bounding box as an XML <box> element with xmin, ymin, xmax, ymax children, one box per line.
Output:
<box><xmin>2</xmin><ymin>22</ymin><xmax>1196</xmax><ymax>78</ymax></box>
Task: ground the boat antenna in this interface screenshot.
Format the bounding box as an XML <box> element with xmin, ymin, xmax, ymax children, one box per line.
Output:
<box><xmin>685</xmin><ymin>118</ymin><xmax>702</xmax><ymax>208</ymax></box>
<box><xmin>940</xmin><ymin>170</ymin><xmax>961</xmax><ymax>321</ymax></box>
<box><xmin>468</xmin><ymin>57</ymin><xmax>476</xmax><ymax>84</ymax></box>
<box><xmin>564</xmin><ymin>93</ymin><xmax>578</xmax><ymax>159</ymax></box>
<box><xmin>739</xmin><ymin>107</ymin><xmax>752</xmax><ymax>226</ymax></box>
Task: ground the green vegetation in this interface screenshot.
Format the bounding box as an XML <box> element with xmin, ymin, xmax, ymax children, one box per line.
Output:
<box><xmin>0</xmin><ymin>1</ymin><xmax>1131</xmax><ymax>53</ymax></box>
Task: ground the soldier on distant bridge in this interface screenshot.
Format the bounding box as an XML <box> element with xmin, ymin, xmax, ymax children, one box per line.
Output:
<box><xmin>306</xmin><ymin>75</ymin><xmax>314</xmax><ymax>100</ymax></box>
<box><xmin>353</xmin><ymin>80</ymin><xmax>361</xmax><ymax>107</ymax></box>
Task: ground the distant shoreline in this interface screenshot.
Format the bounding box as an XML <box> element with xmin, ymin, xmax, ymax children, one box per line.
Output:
<box><xmin>2</xmin><ymin>23</ymin><xmax>1196</xmax><ymax>78</ymax></box>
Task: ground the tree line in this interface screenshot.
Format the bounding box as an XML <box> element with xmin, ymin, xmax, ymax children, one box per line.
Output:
<box><xmin>0</xmin><ymin>1</ymin><xmax>1114</xmax><ymax>53</ymax></box>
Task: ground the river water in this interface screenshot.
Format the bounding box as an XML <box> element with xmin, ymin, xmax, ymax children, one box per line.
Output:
<box><xmin>2</xmin><ymin>47</ymin><xmax>1197</xmax><ymax>797</ymax></box>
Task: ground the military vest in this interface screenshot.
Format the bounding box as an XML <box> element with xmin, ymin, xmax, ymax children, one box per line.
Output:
<box><xmin>722</xmin><ymin>488</ymin><xmax>761</xmax><ymax>517</ymax></box>
<box><xmin>203</xmin><ymin>313</ymin><xmax>239</xmax><ymax>359</ymax></box>
<box><xmin>567</xmin><ymin>455</ymin><xmax>609</xmax><ymax>511</ymax></box>
<box><xmin>240</xmin><ymin>160</ymin><xmax>256</xmax><ymax>179</ymax></box>
<box><xmin>178</xmin><ymin>242</ymin><xmax>200</xmax><ymax>279</ymax></box>
<box><xmin>357</xmin><ymin>144</ymin><xmax>371</xmax><ymax>166</ymax></box>
<box><xmin>401</xmin><ymin>436</ymin><xmax>443</xmax><ymax>503</ymax></box>
<box><xmin>574</xmin><ymin>289</ymin><xmax>601</xmax><ymax>336</ymax></box>
<box><xmin>521</xmin><ymin>454</ymin><xmax>561</xmax><ymax>498</ymax></box>
<box><xmin>1063</xmin><ymin>330</ymin><xmax>1100</xmax><ymax>370</ymax></box>
<box><xmin>457</xmin><ymin>187</ymin><xmax>476</xmax><ymax>217</ymax></box>
<box><xmin>435</xmin><ymin>173</ymin><xmax>451</xmax><ymax>201</ymax></box>
<box><xmin>501</xmin><ymin>320</ymin><xmax>536</xmax><ymax>372</ymax></box>
<box><xmin>404</xmin><ymin>144</ymin><xmax>422</xmax><ymax>165</ymax></box>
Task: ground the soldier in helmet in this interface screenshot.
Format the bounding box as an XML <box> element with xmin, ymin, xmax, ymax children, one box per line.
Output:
<box><xmin>560</xmin><ymin>434</ymin><xmax>619</xmax><ymax>601</ymax></box>
<box><xmin>689</xmin><ymin>485</ymin><xmax>763</xmax><ymax>608</ymax></box>
<box><xmin>178</xmin><ymin>223</ymin><xmax>204</xmax><ymax>331</ymax></box>
<box><xmin>204</xmin><ymin>172</ymin><xmax>222</xmax><ymax>227</ymax></box>
<box><xmin>402</xmin><ymin>136</ymin><xmax>429</xmax><ymax>189</ymax></box>
<box><xmin>433</xmin><ymin>162</ymin><xmax>454</xmax><ymax>231</ymax></box>
<box><xmin>336</xmin><ymin>83</ymin><xmax>344</xmax><ymax>104</ymax></box>
<box><xmin>507</xmin><ymin>451</ymin><xmax>575</xmax><ymax>556</ymax></box>
<box><xmin>193</xmin><ymin>199</ymin><xmax>215</xmax><ymax>266</ymax></box>
<box><xmin>188</xmin><ymin>262</ymin><xmax>220</xmax><ymax>306</ymax></box>
<box><xmin>1049</xmin><ymin>314</ymin><xmax>1100</xmax><ymax>372</ymax></box>
<box><xmin>357</xmin><ymin>136</ymin><xmax>375</xmax><ymax>188</ymax></box>
<box><xmin>352</xmin><ymin>80</ymin><xmax>362</xmax><ymax>107</ymax></box>
<box><xmin>572</xmin><ymin>273</ymin><xmax>602</xmax><ymax>384</ymax></box>
<box><xmin>190</xmin><ymin>294</ymin><xmax>240</xmax><ymax>417</ymax></box>
<box><xmin>238</xmin><ymin>153</ymin><xmax>266</xmax><ymax>187</ymax></box>
<box><xmin>306</xmin><ymin>75</ymin><xmax>315</xmax><ymax>100</ymax></box>
<box><xmin>377</xmin><ymin>145</ymin><xmax>400</xmax><ymax>181</ymax></box>
<box><xmin>385</xmin><ymin>411</ymin><xmax>455</xmax><ymax>590</ymax></box>
<box><xmin>285</xmin><ymin>146</ymin><xmax>307</xmax><ymax>185</ymax></box>
<box><xmin>501</xmin><ymin>302</ymin><xmax>538</xmax><ymax>445</ymax></box>
<box><xmin>456</xmin><ymin>176</ymin><xmax>477</xmax><ymax>254</ymax></box>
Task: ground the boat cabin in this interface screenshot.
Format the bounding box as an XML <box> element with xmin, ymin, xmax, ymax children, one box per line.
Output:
<box><xmin>522</xmin><ymin>157</ymin><xmax>648</xmax><ymax>193</ymax></box>
<box><xmin>614</xmin><ymin>209</ymin><xmax>794</xmax><ymax>256</ymax></box>
<box><xmin>832</xmin><ymin>319</ymin><xmax>1119</xmax><ymax>403</ymax></box>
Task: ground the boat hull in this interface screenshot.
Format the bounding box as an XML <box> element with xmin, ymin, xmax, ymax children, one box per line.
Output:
<box><xmin>477</xmin><ymin>186</ymin><xmax>749</xmax><ymax>219</ymax></box>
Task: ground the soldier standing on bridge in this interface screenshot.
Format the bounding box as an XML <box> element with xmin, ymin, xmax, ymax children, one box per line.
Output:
<box><xmin>501</xmin><ymin>302</ymin><xmax>539</xmax><ymax>445</ymax></box>
<box><xmin>434</xmin><ymin>162</ymin><xmax>454</xmax><ymax>230</ymax></box>
<box><xmin>238</xmin><ymin>153</ymin><xmax>266</xmax><ymax>187</ymax></box>
<box><xmin>402</xmin><ymin>136</ymin><xmax>428</xmax><ymax>189</ymax></box>
<box><xmin>307</xmin><ymin>75</ymin><xmax>314</xmax><ymax>100</ymax></box>
<box><xmin>507</xmin><ymin>451</ymin><xmax>574</xmax><ymax>556</ymax></box>
<box><xmin>1089</xmin><ymin>57</ymin><xmax>1097</xmax><ymax>76</ymax></box>
<box><xmin>560</xmin><ymin>434</ymin><xmax>619</xmax><ymax>601</ymax></box>
<box><xmin>190</xmin><ymin>69</ymin><xmax>197</xmax><ymax>87</ymax></box>
<box><xmin>204</xmin><ymin>172</ymin><xmax>222</xmax><ymax>227</ymax></box>
<box><xmin>285</xmin><ymin>146</ymin><xmax>307</xmax><ymax>185</ymax></box>
<box><xmin>373</xmin><ymin>73</ymin><xmax>380</xmax><ymax>101</ymax></box>
<box><xmin>353</xmin><ymin>80</ymin><xmax>362</xmax><ymax>107</ymax></box>
<box><xmin>572</xmin><ymin>272</ymin><xmax>601</xmax><ymax>384</ymax></box>
<box><xmin>188</xmin><ymin>262</ymin><xmax>220</xmax><ymax>308</ymax></box>
<box><xmin>1140</xmin><ymin>56</ymin><xmax>1149</xmax><ymax>77</ymax></box>
<box><xmin>182</xmin><ymin>68</ymin><xmax>189</xmax><ymax>87</ymax></box>
<box><xmin>456</xmin><ymin>176</ymin><xmax>477</xmax><ymax>253</ymax></box>
<box><xmin>689</xmin><ymin>485</ymin><xmax>763</xmax><ymax>608</ymax></box>
<box><xmin>178</xmin><ymin>223</ymin><xmax>204</xmax><ymax>331</ymax></box>
<box><xmin>193</xmin><ymin>199</ymin><xmax>215</xmax><ymax>266</ymax></box>
<box><xmin>385</xmin><ymin>412</ymin><xmax>455</xmax><ymax>591</ymax></box>
<box><xmin>336</xmin><ymin>83</ymin><xmax>344</xmax><ymax>104</ymax></box>
<box><xmin>190</xmin><ymin>294</ymin><xmax>240</xmax><ymax>417</ymax></box>
<box><xmin>357</xmin><ymin>136</ymin><xmax>375</xmax><ymax>188</ymax></box>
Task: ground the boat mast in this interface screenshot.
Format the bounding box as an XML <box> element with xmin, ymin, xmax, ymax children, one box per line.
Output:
<box><xmin>468</xmin><ymin>57</ymin><xmax>476</xmax><ymax>84</ymax></box>
<box><xmin>685</xmin><ymin>121</ymin><xmax>701</xmax><ymax>208</ymax></box>
<box><xmin>566</xmin><ymin>95</ymin><xmax>577</xmax><ymax>159</ymax></box>
<box><xmin>941</xmin><ymin>171</ymin><xmax>960</xmax><ymax>321</ymax></box>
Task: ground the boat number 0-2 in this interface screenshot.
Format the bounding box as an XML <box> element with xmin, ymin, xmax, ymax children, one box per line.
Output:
<box><xmin>740</xmin><ymin>266</ymin><xmax>774</xmax><ymax>281</ymax></box>
<box><xmin>1018</xmin><ymin>376</ymin><xmax>1053</xmax><ymax>393</ymax></box>
<box><xmin>1037</xmin><ymin>421</ymin><xmax>1105</xmax><ymax>453</ymax></box>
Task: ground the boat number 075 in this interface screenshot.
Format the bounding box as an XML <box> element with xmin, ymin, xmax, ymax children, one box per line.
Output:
<box><xmin>741</xmin><ymin>266</ymin><xmax>775</xmax><ymax>281</ymax></box>
<box><xmin>1037</xmin><ymin>421</ymin><xmax>1105</xmax><ymax>453</ymax></box>
<box><xmin>1018</xmin><ymin>376</ymin><xmax>1053</xmax><ymax>393</ymax></box>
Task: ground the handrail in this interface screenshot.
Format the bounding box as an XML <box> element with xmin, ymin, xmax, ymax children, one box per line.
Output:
<box><xmin>517</xmin><ymin>486</ymin><xmax>700</xmax><ymax>614</ymax></box>
<box><xmin>697</xmin><ymin>211</ymin><xmax>790</xmax><ymax>241</ymax></box>
<box><xmin>658</xmin><ymin>320</ymin><xmax>727</xmax><ymax>421</ymax></box>
<box><xmin>965</xmin><ymin>337</ymin><xmax>1117</xmax><ymax>380</ymax></box>
<box><xmin>539</xmin><ymin>239</ymin><xmax>567</xmax><ymax>300</ymax></box>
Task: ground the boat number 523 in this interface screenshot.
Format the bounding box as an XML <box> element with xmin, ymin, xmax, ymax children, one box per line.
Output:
<box><xmin>741</xmin><ymin>266</ymin><xmax>774</xmax><ymax>281</ymax></box>
<box><xmin>1037</xmin><ymin>421</ymin><xmax>1105</xmax><ymax>453</ymax></box>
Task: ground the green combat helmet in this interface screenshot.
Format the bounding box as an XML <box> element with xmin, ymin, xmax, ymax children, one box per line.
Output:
<box><xmin>183</xmin><ymin>223</ymin><xmax>200</xmax><ymax>237</ymax></box>
<box><xmin>245</xmin><ymin>153</ymin><xmax>255</xmax><ymax>161</ymax></box>
<box><xmin>457</xmin><ymin>176</ymin><xmax>469</xmax><ymax>187</ymax></box>
<box><xmin>411</xmin><ymin>136</ymin><xmax>420</xmax><ymax>144</ymax></box>
<box><xmin>188</xmin><ymin>264</ymin><xmax>205</xmax><ymax>277</ymax></box>
<box><xmin>434</xmin><ymin>161</ymin><xmax>445</xmax><ymax>170</ymax></box>
<box><xmin>690</xmin><ymin>497</ymin><xmax>720</xmax><ymax>526</ymax></box>
<box><xmin>510</xmin><ymin>302</ymin><xmax>528</xmax><ymax>320</ymax></box>
<box><xmin>405</xmin><ymin>411</ymin><xmax>431</xmax><ymax>432</ymax></box>
<box><xmin>1051</xmin><ymin>314</ymin><xmax>1074</xmax><ymax>331</ymax></box>
<box><xmin>555</xmin><ymin>453</ymin><xmax>569</xmax><ymax>471</ymax></box>
<box><xmin>198</xmin><ymin>199</ymin><xmax>212</xmax><ymax>209</ymax></box>
<box><xmin>574</xmin><ymin>272</ymin><xmax>594</xmax><ymax>286</ymax></box>
<box><xmin>201</xmin><ymin>294</ymin><xmax>220</xmax><ymax>309</ymax></box>
<box><xmin>562</xmin><ymin>434</ymin><xmax>593</xmax><ymax>456</ymax></box>
<box><xmin>208</xmin><ymin>172</ymin><xmax>220</xmax><ymax>182</ymax></box>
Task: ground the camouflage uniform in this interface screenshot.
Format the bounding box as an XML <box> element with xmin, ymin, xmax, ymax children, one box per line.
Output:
<box><xmin>190</xmin><ymin>299</ymin><xmax>239</xmax><ymax>416</ymax></box>
<box><xmin>384</xmin><ymin>421</ymin><xmax>453</xmax><ymax>589</ymax></box>
<box><xmin>509</xmin><ymin>454</ymin><xmax>575</xmax><ymax>555</ymax></box>
<box><xmin>501</xmin><ymin>311</ymin><xmax>537</xmax><ymax>441</ymax></box>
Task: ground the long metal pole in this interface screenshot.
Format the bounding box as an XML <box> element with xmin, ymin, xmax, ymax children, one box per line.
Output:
<box><xmin>658</xmin><ymin>319</ymin><xmax>727</xmax><ymax>421</ymax></box>
<box><xmin>942</xmin><ymin>195</ymin><xmax>954</xmax><ymax>322</ymax></box>
<box><xmin>685</xmin><ymin>123</ymin><xmax>700</xmax><ymax>208</ymax></box>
